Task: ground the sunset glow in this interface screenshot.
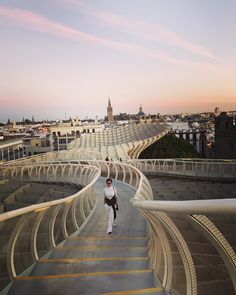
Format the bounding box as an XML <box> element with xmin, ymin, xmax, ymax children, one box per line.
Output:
<box><xmin>0</xmin><ymin>0</ymin><xmax>236</xmax><ymax>121</ymax></box>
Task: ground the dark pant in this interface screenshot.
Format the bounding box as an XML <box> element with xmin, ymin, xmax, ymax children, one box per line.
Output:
<box><xmin>104</xmin><ymin>196</ymin><xmax>117</xmax><ymax>219</ymax></box>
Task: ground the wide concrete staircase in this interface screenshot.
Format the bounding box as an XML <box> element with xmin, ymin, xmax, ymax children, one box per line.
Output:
<box><xmin>6</xmin><ymin>180</ymin><xmax>165</xmax><ymax>295</ymax></box>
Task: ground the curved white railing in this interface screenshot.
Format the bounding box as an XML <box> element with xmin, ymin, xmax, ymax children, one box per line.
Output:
<box><xmin>132</xmin><ymin>159</ymin><xmax>236</xmax><ymax>179</ymax></box>
<box><xmin>131</xmin><ymin>197</ymin><xmax>236</xmax><ymax>294</ymax></box>
<box><xmin>0</xmin><ymin>157</ymin><xmax>236</xmax><ymax>295</ymax></box>
<box><xmin>172</xmin><ymin>158</ymin><xmax>236</xmax><ymax>163</ymax></box>
<box><xmin>78</xmin><ymin>159</ymin><xmax>236</xmax><ymax>294</ymax></box>
<box><xmin>130</xmin><ymin>160</ymin><xmax>236</xmax><ymax>295</ymax></box>
<box><xmin>0</xmin><ymin>162</ymin><xmax>100</xmax><ymax>290</ymax></box>
<box><xmin>0</xmin><ymin>150</ymin><xmax>105</xmax><ymax>167</ymax></box>
<box><xmin>23</xmin><ymin>159</ymin><xmax>236</xmax><ymax>294</ymax></box>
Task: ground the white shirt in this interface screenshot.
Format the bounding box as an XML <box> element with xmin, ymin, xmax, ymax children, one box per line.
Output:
<box><xmin>104</xmin><ymin>186</ymin><xmax>117</xmax><ymax>200</ymax></box>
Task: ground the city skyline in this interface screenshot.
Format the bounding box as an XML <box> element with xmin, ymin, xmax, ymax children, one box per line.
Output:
<box><xmin>1</xmin><ymin>0</ymin><xmax>236</xmax><ymax>121</ymax></box>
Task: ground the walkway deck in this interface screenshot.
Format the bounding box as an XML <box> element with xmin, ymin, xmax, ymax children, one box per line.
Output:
<box><xmin>7</xmin><ymin>179</ymin><xmax>165</xmax><ymax>295</ymax></box>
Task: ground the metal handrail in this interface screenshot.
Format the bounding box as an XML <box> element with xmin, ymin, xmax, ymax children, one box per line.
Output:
<box><xmin>0</xmin><ymin>162</ymin><xmax>101</xmax><ymax>289</ymax></box>
<box><xmin>131</xmin><ymin>198</ymin><xmax>236</xmax><ymax>215</ymax></box>
<box><xmin>1</xmin><ymin>156</ymin><xmax>236</xmax><ymax>295</ymax></box>
<box><xmin>131</xmin><ymin>160</ymin><xmax>236</xmax><ymax>294</ymax></box>
<box><xmin>0</xmin><ymin>163</ymin><xmax>100</xmax><ymax>222</ymax></box>
<box><xmin>0</xmin><ymin>150</ymin><xmax>105</xmax><ymax>167</ymax></box>
<box><xmin>132</xmin><ymin>158</ymin><xmax>236</xmax><ymax>179</ymax></box>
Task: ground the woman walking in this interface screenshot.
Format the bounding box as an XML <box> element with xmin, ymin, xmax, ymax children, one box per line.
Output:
<box><xmin>104</xmin><ymin>178</ymin><xmax>118</xmax><ymax>234</ymax></box>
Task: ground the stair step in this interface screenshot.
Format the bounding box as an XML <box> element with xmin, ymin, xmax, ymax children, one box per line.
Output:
<box><xmin>50</xmin><ymin>246</ymin><xmax>147</xmax><ymax>259</ymax></box>
<box><xmin>65</xmin><ymin>236</ymin><xmax>148</xmax><ymax>247</ymax></box>
<box><xmin>18</xmin><ymin>269</ymin><xmax>153</xmax><ymax>280</ymax></box>
<box><xmin>31</xmin><ymin>257</ymin><xmax>149</xmax><ymax>276</ymax></box>
<box><xmin>59</xmin><ymin>246</ymin><xmax>147</xmax><ymax>250</ymax></box>
<box><xmin>9</xmin><ymin>271</ymin><xmax>156</xmax><ymax>295</ymax></box>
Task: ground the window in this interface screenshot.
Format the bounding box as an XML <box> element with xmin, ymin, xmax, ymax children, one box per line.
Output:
<box><xmin>59</xmin><ymin>139</ymin><xmax>66</xmax><ymax>144</ymax></box>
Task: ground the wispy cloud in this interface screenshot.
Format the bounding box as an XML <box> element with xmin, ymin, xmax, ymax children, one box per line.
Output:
<box><xmin>0</xmin><ymin>5</ymin><xmax>109</xmax><ymax>46</ymax></box>
<box><xmin>93</xmin><ymin>11</ymin><xmax>217</xmax><ymax>60</ymax></box>
<box><xmin>0</xmin><ymin>5</ymin><xmax>217</xmax><ymax>67</ymax></box>
<box><xmin>63</xmin><ymin>1</ymin><xmax>217</xmax><ymax>61</ymax></box>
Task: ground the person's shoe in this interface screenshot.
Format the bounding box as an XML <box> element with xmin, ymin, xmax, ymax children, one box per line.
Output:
<box><xmin>113</xmin><ymin>221</ymin><xmax>117</xmax><ymax>227</ymax></box>
<box><xmin>107</xmin><ymin>231</ymin><xmax>112</xmax><ymax>234</ymax></box>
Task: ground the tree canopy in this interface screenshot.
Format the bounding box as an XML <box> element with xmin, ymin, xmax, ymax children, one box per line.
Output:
<box><xmin>139</xmin><ymin>134</ymin><xmax>200</xmax><ymax>159</ymax></box>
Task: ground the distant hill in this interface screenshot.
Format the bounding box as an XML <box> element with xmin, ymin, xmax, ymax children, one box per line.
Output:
<box><xmin>139</xmin><ymin>134</ymin><xmax>200</xmax><ymax>159</ymax></box>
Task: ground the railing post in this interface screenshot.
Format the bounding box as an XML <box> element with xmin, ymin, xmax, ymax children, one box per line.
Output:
<box><xmin>31</xmin><ymin>210</ymin><xmax>47</xmax><ymax>260</ymax></box>
<box><xmin>195</xmin><ymin>162</ymin><xmax>198</xmax><ymax>176</ymax></box>
<box><xmin>183</xmin><ymin>162</ymin><xmax>186</xmax><ymax>175</ymax></box>
<box><xmin>6</xmin><ymin>215</ymin><xmax>29</xmax><ymax>279</ymax></box>
<box><xmin>152</xmin><ymin>160</ymin><xmax>155</xmax><ymax>172</ymax></box>
<box><xmin>62</xmin><ymin>203</ymin><xmax>71</xmax><ymax>239</ymax></box>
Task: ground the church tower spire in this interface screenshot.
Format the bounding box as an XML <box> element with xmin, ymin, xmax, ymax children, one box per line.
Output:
<box><xmin>107</xmin><ymin>97</ymin><xmax>114</xmax><ymax>122</ymax></box>
<box><xmin>137</xmin><ymin>104</ymin><xmax>145</xmax><ymax>117</ymax></box>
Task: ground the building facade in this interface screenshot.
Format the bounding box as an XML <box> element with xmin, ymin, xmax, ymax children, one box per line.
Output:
<box><xmin>170</xmin><ymin>129</ymin><xmax>207</xmax><ymax>157</ymax></box>
<box><xmin>22</xmin><ymin>133</ymin><xmax>79</xmax><ymax>156</ymax></box>
<box><xmin>214</xmin><ymin>112</ymin><xmax>236</xmax><ymax>159</ymax></box>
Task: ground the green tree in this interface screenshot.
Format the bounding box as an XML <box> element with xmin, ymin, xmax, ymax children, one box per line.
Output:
<box><xmin>139</xmin><ymin>134</ymin><xmax>200</xmax><ymax>159</ymax></box>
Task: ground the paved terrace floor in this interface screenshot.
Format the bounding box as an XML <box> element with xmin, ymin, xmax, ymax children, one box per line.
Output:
<box><xmin>148</xmin><ymin>176</ymin><xmax>236</xmax><ymax>200</ymax></box>
<box><xmin>7</xmin><ymin>178</ymin><xmax>165</xmax><ymax>295</ymax></box>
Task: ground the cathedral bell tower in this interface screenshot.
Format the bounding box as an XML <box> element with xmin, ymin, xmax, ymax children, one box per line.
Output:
<box><xmin>107</xmin><ymin>98</ymin><xmax>114</xmax><ymax>122</ymax></box>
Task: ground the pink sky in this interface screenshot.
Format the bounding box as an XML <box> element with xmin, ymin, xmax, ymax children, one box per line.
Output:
<box><xmin>0</xmin><ymin>1</ymin><xmax>236</xmax><ymax>121</ymax></box>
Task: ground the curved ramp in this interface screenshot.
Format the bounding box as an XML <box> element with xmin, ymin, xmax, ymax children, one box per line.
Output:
<box><xmin>7</xmin><ymin>179</ymin><xmax>165</xmax><ymax>295</ymax></box>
